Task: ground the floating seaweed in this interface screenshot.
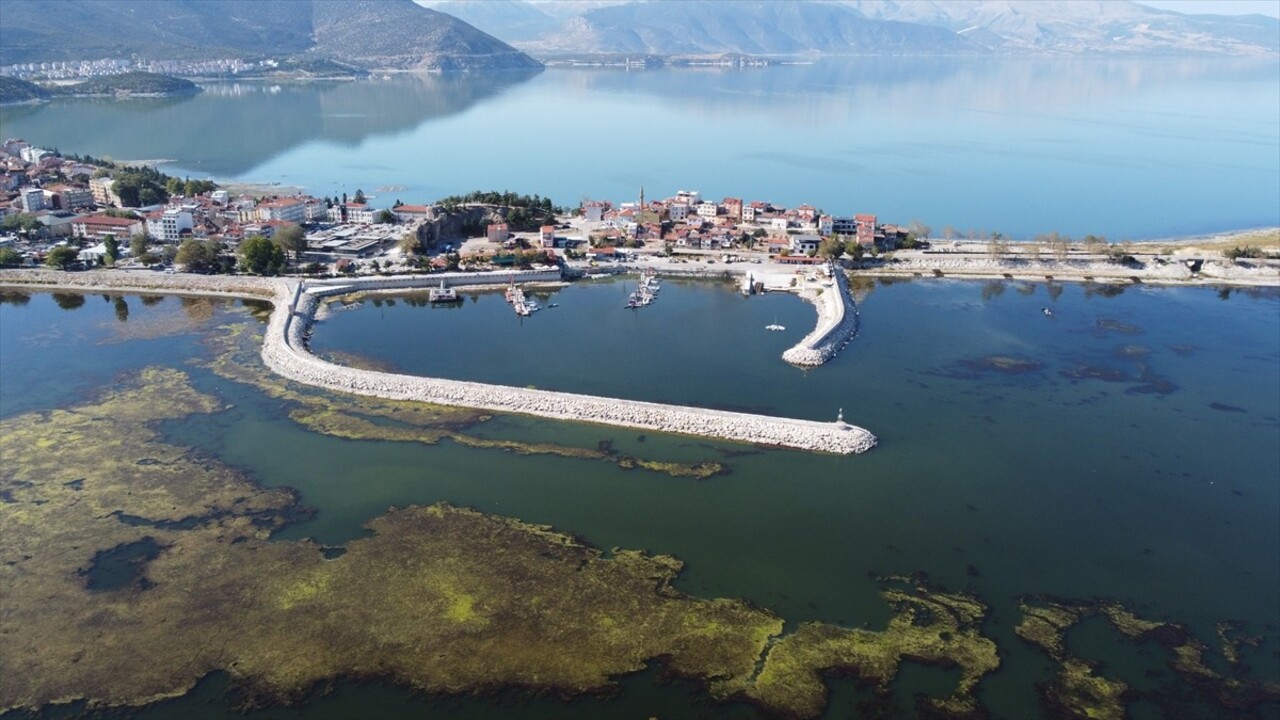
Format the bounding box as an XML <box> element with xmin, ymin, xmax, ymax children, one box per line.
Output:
<box><xmin>1015</xmin><ymin>598</ymin><xmax>1280</xmax><ymax>720</ymax></box>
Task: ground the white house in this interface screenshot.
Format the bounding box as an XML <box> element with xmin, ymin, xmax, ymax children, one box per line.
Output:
<box><xmin>790</xmin><ymin>233</ymin><xmax>821</xmax><ymax>255</ymax></box>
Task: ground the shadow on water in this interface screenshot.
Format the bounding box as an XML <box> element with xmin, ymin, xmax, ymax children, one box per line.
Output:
<box><xmin>0</xmin><ymin>70</ymin><xmax>542</xmax><ymax>177</ymax></box>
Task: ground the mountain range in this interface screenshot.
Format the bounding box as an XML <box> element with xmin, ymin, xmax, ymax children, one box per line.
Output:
<box><xmin>2</xmin><ymin>0</ymin><xmax>1273</xmax><ymax>71</ymax></box>
<box><xmin>423</xmin><ymin>0</ymin><xmax>1280</xmax><ymax>57</ymax></box>
<box><xmin>0</xmin><ymin>0</ymin><xmax>542</xmax><ymax>71</ymax></box>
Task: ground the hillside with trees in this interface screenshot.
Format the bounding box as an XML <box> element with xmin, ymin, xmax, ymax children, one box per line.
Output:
<box><xmin>0</xmin><ymin>0</ymin><xmax>541</xmax><ymax>72</ymax></box>
<box><xmin>59</xmin><ymin>72</ymin><xmax>200</xmax><ymax>97</ymax></box>
<box><xmin>0</xmin><ymin>77</ymin><xmax>51</xmax><ymax>104</ymax></box>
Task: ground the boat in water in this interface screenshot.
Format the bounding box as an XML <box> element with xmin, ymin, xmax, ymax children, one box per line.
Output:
<box><xmin>766</xmin><ymin>315</ymin><xmax>785</xmax><ymax>331</ymax></box>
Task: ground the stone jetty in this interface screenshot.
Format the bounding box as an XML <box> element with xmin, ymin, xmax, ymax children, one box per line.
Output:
<box><xmin>0</xmin><ymin>269</ymin><xmax>877</xmax><ymax>455</ymax></box>
<box><xmin>782</xmin><ymin>264</ymin><xmax>861</xmax><ymax>367</ymax></box>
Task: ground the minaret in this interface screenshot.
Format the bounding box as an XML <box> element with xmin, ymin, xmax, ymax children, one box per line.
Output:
<box><xmin>639</xmin><ymin>186</ymin><xmax>645</xmax><ymax>211</ymax></box>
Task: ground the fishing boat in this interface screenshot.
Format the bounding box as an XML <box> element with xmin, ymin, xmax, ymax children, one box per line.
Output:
<box><xmin>766</xmin><ymin>315</ymin><xmax>785</xmax><ymax>331</ymax></box>
<box><xmin>1042</xmin><ymin>307</ymin><xmax>1054</xmax><ymax>317</ymax></box>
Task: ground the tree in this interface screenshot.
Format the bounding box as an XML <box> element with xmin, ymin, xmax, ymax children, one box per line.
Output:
<box><xmin>273</xmin><ymin>224</ymin><xmax>306</xmax><ymax>263</ymax></box>
<box><xmin>45</xmin><ymin>246</ymin><xmax>80</xmax><ymax>269</ymax></box>
<box><xmin>130</xmin><ymin>233</ymin><xmax>148</xmax><ymax>259</ymax></box>
<box><xmin>353</xmin><ymin>189</ymin><xmax>366</xmax><ymax>204</ymax></box>
<box><xmin>818</xmin><ymin>237</ymin><xmax>845</xmax><ymax>260</ymax></box>
<box><xmin>1</xmin><ymin>213</ymin><xmax>43</xmax><ymax>236</ymax></box>
<box><xmin>907</xmin><ymin>219</ymin><xmax>932</xmax><ymax>241</ymax></box>
<box><xmin>102</xmin><ymin>235</ymin><xmax>119</xmax><ymax>266</ymax></box>
<box><xmin>399</xmin><ymin>232</ymin><xmax>422</xmax><ymax>257</ymax></box>
<box><xmin>0</xmin><ymin>247</ymin><xmax>23</xmax><ymax>267</ymax></box>
<box><xmin>238</xmin><ymin>235</ymin><xmax>286</xmax><ymax>275</ymax></box>
<box><xmin>175</xmin><ymin>238</ymin><xmax>219</xmax><ymax>272</ymax></box>
<box><xmin>374</xmin><ymin>209</ymin><xmax>395</xmax><ymax>224</ymax></box>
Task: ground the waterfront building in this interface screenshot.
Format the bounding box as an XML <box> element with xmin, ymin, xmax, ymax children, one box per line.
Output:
<box><xmin>818</xmin><ymin>215</ymin><xmax>833</xmax><ymax>236</ymax></box>
<box><xmin>539</xmin><ymin>225</ymin><xmax>556</xmax><ymax>248</ymax></box>
<box><xmin>675</xmin><ymin>189</ymin><xmax>702</xmax><ymax>205</ymax></box>
<box><xmin>696</xmin><ymin>202</ymin><xmax>719</xmax><ymax>220</ymax></box>
<box><xmin>582</xmin><ymin>200</ymin><xmax>610</xmax><ymax>222</ymax></box>
<box><xmin>723</xmin><ymin>197</ymin><xmax>743</xmax><ymax>221</ymax></box>
<box><xmin>855</xmin><ymin>213</ymin><xmax>877</xmax><ymax>247</ymax></box>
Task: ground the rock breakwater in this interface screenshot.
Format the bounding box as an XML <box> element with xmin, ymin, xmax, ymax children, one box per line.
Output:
<box><xmin>270</xmin><ymin>285</ymin><xmax>876</xmax><ymax>454</ymax></box>
<box><xmin>782</xmin><ymin>267</ymin><xmax>861</xmax><ymax>367</ymax></box>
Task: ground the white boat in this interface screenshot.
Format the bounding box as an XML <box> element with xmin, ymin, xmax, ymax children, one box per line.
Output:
<box><xmin>766</xmin><ymin>315</ymin><xmax>785</xmax><ymax>331</ymax></box>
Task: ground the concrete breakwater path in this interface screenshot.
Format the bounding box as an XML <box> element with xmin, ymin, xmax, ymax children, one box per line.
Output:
<box><xmin>1</xmin><ymin>269</ymin><xmax>877</xmax><ymax>455</ymax></box>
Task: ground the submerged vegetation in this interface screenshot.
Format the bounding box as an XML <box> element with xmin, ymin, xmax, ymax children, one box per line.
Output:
<box><xmin>1</xmin><ymin>368</ymin><xmax>1001</xmax><ymax>718</ymax></box>
<box><xmin>201</xmin><ymin>321</ymin><xmax>728</xmax><ymax>480</ymax></box>
<box><xmin>1016</xmin><ymin>599</ymin><xmax>1280</xmax><ymax>720</ymax></box>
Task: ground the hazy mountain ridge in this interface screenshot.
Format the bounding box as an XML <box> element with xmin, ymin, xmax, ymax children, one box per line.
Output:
<box><xmin>432</xmin><ymin>0</ymin><xmax>560</xmax><ymax>43</ymax></box>
<box><xmin>418</xmin><ymin>0</ymin><xmax>1278</xmax><ymax>58</ymax></box>
<box><xmin>844</xmin><ymin>0</ymin><xmax>1280</xmax><ymax>56</ymax></box>
<box><xmin>517</xmin><ymin>0</ymin><xmax>984</xmax><ymax>56</ymax></box>
<box><xmin>0</xmin><ymin>0</ymin><xmax>542</xmax><ymax>71</ymax></box>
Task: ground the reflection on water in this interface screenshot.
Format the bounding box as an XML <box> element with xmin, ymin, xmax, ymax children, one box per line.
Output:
<box><xmin>0</xmin><ymin>69</ymin><xmax>541</xmax><ymax>176</ymax></box>
<box><xmin>2</xmin><ymin>58</ymin><xmax>1276</xmax><ymax>238</ymax></box>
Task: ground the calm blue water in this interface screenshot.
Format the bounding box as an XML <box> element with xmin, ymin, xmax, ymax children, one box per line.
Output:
<box><xmin>1</xmin><ymin>57</ymin><xmax>1276</xmax><ymax>239</ymax></box>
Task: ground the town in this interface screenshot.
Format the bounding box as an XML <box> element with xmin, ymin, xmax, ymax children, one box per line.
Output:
<box><xmin>0</xmin><ymin>139</ymin><xmax>919</xmax><ymax>277</ymax></box>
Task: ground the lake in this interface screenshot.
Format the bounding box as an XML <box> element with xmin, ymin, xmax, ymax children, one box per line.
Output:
<box><xmin>1</xmin><ymin>277</ymin><xmax>1277</xmax><ymax>719</ymax></box>
<box><xmin>1</xmin><ymin>57</ymin><xmax>1277</xmax><ymax>240</ymax></box>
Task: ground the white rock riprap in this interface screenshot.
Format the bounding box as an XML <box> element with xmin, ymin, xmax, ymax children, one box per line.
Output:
<box><xmin>782</xmin><ymin>267</ymin><xmax>861</xmax><ymax>367</ymax></box>
<box><xmin>0</xmin><ymin>269</ymin><xmax>877</xmax><ymax>455</ymax></box>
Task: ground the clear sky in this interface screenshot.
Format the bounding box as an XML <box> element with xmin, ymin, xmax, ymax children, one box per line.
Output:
<box><xmin>1134</xmin><ymin>0</ymin><xmax>1280</xmax><ymax>17</ymax></box>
